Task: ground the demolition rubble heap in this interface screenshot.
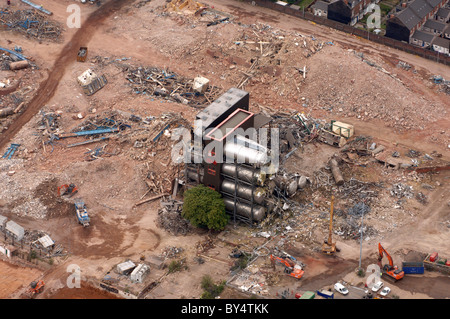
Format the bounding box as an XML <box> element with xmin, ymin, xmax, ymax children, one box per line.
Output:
<box><xmin>0</xmin><ymin>8</ymin><xmax>62</xmax><ymax>40</ymax></box>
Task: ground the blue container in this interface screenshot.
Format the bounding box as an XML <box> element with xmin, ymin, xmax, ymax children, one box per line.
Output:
<box><xmin>402</xmin><ymin>262</ymin><xmax>425</xmax><ymax>274</ymax></box>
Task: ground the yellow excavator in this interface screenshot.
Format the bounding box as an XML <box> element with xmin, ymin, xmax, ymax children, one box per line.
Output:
<box><xmin>322</xmin><ymin>195</ymin><xmax>340</xmax><ymax>254</ymax></box>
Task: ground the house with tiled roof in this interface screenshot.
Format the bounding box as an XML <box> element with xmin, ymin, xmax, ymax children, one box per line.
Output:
<box><xmin>431</xmin><ymin>34</ymin><xmax>450</xmax><ymax>52</ymax></box>
<box><xmin>410</xmin><ymin>29</ymin><xmax>436</xmax><ymax>46</ymax></box>
<box><xmin>327</xmin><ymin>0</ymin><xmax>377</xmax><ymax>25</ymax></box>
<box><xmin>386</xmin><ymin>0</ymin><xmax>448</xmax><ymax>42</ymax></box>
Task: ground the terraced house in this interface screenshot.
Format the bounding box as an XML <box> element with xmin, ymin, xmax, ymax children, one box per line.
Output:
<box><xmin>385</xmin><ymin>0</ymin><xmax>449</xmax><ymax>42</ymax></box>
<box><xmin>327</xmin><ymin>0</ymin><xmax>380</xmax><ymax>25</ymax></box>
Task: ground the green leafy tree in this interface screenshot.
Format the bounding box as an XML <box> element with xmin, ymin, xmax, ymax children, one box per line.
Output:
<box><xmin>182</xmin><ymin>185</ymin><xmax>228</xmax><ymax>231</ymax></box>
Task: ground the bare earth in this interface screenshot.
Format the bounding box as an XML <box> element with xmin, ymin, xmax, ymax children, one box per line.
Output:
<box><xmin>0</xmin><ymin>0</ymin><xmax>449</xmax><ymax>300</ymax></box>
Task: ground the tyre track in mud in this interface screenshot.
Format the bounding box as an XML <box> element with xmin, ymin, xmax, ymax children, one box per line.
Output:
<box><xmin>0</xmin><ymin>0</ymin><xmax>129</xmax><ymax>150</ymax></box>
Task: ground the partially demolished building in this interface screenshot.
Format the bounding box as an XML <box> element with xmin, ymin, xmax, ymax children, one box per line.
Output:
<box><xmin>184</xmin><ymin>88</ymin><xmax>298</xmax><ymax>225</ymax></box>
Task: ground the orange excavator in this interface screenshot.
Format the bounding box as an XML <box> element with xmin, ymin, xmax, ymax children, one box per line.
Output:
<box><xmin>57</xmin><ymin>184</ymin><xmax>78</xmax><ymax>197</ymax></box>
<box><xmin>270</xmin><ymin>254</ymin><xmax>305</xmax><ymax>279</ymax></box>
<box><xmin>378</xmin><ymin>243</ymin><xmax>404</xmax><ymax>281</ymax></box>
<box><xmin>27</xmin><ymin>280</ymin><xmax>44</xmax><ymax>298</ymax></box>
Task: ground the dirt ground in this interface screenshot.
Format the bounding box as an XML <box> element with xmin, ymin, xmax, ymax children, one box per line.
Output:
<box><xmin>0</xmin><ymin>0</ymin><xmax>449</xmax><ymax>300</ymax></box>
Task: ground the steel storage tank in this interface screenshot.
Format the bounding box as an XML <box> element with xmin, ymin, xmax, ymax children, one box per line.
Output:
<box><xmin>223</xmin><ymin>198</ymin><xmax>266</xmax><ymax>222</ymax></box>
<box><xmin>187</xmin><ymin>171</ymin><xmax>204</xmax><ymax>183</ymax></box>
<box><xmin>274</xmin><ymin>176</ymin><xmax>298</xmax><ymax>197</ymax></box>
<box><xmin>220</xmin><ymin>179</ymin><xmax>266</xmax><ymax>205</ymax></box>
<box><xmin>221</xmin><ymin>163</ymin><xmax>266</xmax><ymax>185</ymax></box>
<box><xmin>224</xmin><ymin>143</ymin><xmax>269</xmax><ymax>166</ymax></box>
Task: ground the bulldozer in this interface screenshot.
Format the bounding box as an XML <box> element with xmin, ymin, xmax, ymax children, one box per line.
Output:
<box><xmin>378</xmin><ymin>243</ymin><xmax>404</xmax><ymax>281</ymax></box>
<box><xmin>322</xmin><ymin>195</ymin><xmax>340</xmax><ymax>255</ymax></box>
<box><xmin>27</xmin><ymin>280</ymin><xmax>44</xmax><ymax>298</ymax></box>
<box><xmin>270</xmin><ymin>254</ymin><xmax>305</xmax><ymax>279</ymax></box>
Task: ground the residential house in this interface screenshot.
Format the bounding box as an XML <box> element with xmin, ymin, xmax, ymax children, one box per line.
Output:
<box><xmin>444</xmin><ymin>23</ymin><xmax>450</xmax><ymax>38</ymax></box>
<box><xmin>422</xmin><ymin>18</ymin><xmax>447</xmax><ymax>34</ymax></box>
<box><xmin>327</xmin><ymin>0</ymin><xmax>377</xmax><ymax>25</ymax></box>
<box><xmin>410</xmin><ymin>29</ymin><xmax>436</xmax><ymax>46</ymax></box>
<box><xmin>431</xmin><ymin>35</ymin><xmax>450</xmax><ymax>53</ymax></box>
<box><xmin>435</xmin><ymin>7</ymin><xmax>450</xmax><ymax>22</ymax></box>
<box><xmin>311</xmin><ymin>0</ymin><xmax>330</xmax><ymax>17</ymax></box>
<box><xmin>386</xmin><ymin>0</ymin><xmax>448</xmax><ymax>42</ymax></box>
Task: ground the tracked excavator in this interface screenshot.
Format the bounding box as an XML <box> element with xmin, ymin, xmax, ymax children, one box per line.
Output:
<box><xmin>270</xmin><ymin>254</ymin><xmax>305</xmax><ymax>279</ymax></box>
<box><xmin>378</xmin><ymin>243</ymin><xmax>404</xmax><ymax>281</ymax></box>
<box><xmin>57</xmin><ymin>183</ymin><xmax>78</xmax><ymax>197</ymax></box>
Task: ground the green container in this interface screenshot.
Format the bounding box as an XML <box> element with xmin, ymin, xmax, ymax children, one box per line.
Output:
<box><xmin>299</xmin><ymin>291</ymin><xmax>315</xmax><ymax>299</ymax></box>
<box><xmin>437</xmin><ymin>259</ymin><xmax>447</xmax><ymax>265</ymax></box>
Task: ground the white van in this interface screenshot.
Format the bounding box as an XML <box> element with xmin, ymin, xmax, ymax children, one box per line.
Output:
<box><xmin>334</xmin><ymin>283</ymin><xmax>349</xmax><ymax>295</ymax></box>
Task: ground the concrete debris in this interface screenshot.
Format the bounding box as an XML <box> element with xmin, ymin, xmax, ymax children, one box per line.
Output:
<box><xmin>159</xmin><ymin>246</ymin><xmax>184</xmax><ymax>260</ymax></box>
<box><xmin>156</xmin><ymin>199</ymin><xmax>193</xmax><ymax>236</ymax></box>
<box><xmin>390</xmin><ymin>183</ymin><xmax>414</xmax><ymax>199</ymax></box>
<box><xmin>123</xmin><ymin>65</ymin><xmax>222</xmax><ymax>107</ymax></box>
<box><xmin>195</xmin><ymin>235</ymin><xmax>215</xmax><ymax>254</ymax></box>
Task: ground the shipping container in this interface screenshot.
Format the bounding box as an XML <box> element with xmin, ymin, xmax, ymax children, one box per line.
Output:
<box><xmin>429</xmin><ymin>252</ymin><xmax>439</xmax><ymax>262</ymax></box>
<box><xmin>437</xmin><ymin>258</ymin><xmax>447</xmax><ymax>265</ymax></box>
<box><xmin>402</xmin><ymin>266</ymin><xmax>425</xmax><ymax>274</ymax></box>
<box><xmin>317</xmin><ymin>289</ymin><xmax>334</xmax><ymax>299</ymax></box>
<box><xmin>299</xmin><ymin>291</ymin><xmax>315</xmax><ymax>299</ymax></box>
<box><xmin>331</xmin><ymin>121</ymin><xmax>354</xmax><ymax>139</ymax></box>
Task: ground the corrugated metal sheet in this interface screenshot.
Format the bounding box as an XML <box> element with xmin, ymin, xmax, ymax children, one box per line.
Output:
<box><xmin>5</xmin><ymin>220</ymin><xmax>24</xmax><ymax>240</ymax></box>
<box><xmin>0</xmin><ymin>215</ymin><xmax>7</xmax><ymax>227</ymax></box>
<box><xmin>117</xmin><ymin>261</ymin><xmax>136</xmax><ymax>274</ymax></box>
<box><xmin>130</xmin><ymin>264</ymin><xmax>150</xmax><ymax>283</ymax></box>
<box><xmin>38</xmin><ymin>235</ymin><xmax>54</xmax><ymax>248</ymax></box>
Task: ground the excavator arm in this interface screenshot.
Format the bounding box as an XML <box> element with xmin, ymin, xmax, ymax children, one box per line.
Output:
<box><xmin>378</xmin><ymin>243</ymin><xmax>394</xmax><ymax>267</ymax></box>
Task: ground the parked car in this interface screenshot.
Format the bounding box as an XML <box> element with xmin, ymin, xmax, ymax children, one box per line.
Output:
<box><xmin>372</xmin><ymin>281</ymin><xmax>384</xmax><ymax>292</ymax></box>
<box><xmin>380</xmin><ymin>287</ymin><xmax>391</xmax><ymax>296</ymax></box>
<box><xmin>334</xmin><ymin>283</ymin><xmax>349</xmax><ymax>295</ymax></box>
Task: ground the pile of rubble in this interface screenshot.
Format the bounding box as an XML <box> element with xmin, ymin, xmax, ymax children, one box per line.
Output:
<box><xmin>206</xmin><ymin>22</ymin><xmax>331</xmax><ymax>96</ymax></box>
<box><xmin>0</xmin><ymin>53</ymin><xmax>15</xmax><ymax>71</ymax></box>
<box><xmin>124</xmin><ymin>65</ymin><xmax>223</xmax><ymax>108</ymax></box>
<box><xmin>390</xmin><ymin>183</ymin><xmax>414</xmax><ymax>199</ymax></box>
<box><xmin>156</xmin><ymin>199</ymin><xmax>193</xmax><ymax>236</ymax></box>
<box><xmin>0</xmin><ymin>8</ymin><xmax>62</xmax><ymax>40</ymax></box>
<box><xmin>158</xmin><ymin>246</ymin><xmax>184</xmax><ymax>260</ymax></box>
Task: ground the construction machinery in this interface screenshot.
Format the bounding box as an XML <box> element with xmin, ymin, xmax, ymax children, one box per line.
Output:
<box><xmin>57</xmin><ymin>183</ymin><xmax>78</xmax><ymax>197</ymax></box>
<box><xmin>74</xmin><ymin>199</ymin><xmax>90</xmax><ymax>227</ymax></box>
<box><xmin>322</xmin><ymin>195</ymin><xmax>339</xmax><ymax>255</ymax></box>
<box><xmin>378</xmin><ymin>243</ymin><xmax>404</xmax><ymax>281</ymax></box>
<box><xmin>270</xmin><ymin>254</ymin><xmax>305</xmax><ymax>279</ymax></box>
<box><xmin>77</xmin><ymin>46</ymin><xmax>88</xmax><ymax>62</ymax></box>
<box><xmin>27</xmin><ymin>280</ymin><xmax>44</xmax><ymax>298</ymax></box>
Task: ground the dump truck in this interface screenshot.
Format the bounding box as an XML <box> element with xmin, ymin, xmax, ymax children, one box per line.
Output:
<box><xmin>77</xmin><ymin>47</ymin><xmax>88</xmax><ymax>62</ymax></box>
<box><xmin>74</xmin><ymin>200</ymin><xmax>90</xmax><ymax>227</ymax></box>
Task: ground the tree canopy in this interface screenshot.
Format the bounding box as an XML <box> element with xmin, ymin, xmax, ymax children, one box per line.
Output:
<box><xmin>182</xmin><ymin>185</ymin><xmax>228</xmax><ymax>231</ymax></box>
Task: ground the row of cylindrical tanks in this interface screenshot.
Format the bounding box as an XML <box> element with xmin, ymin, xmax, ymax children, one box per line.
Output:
<box><xmin>186</xmin><ymin>164</ymin><xmax>309</xmax><ymax>222</ymax></box>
